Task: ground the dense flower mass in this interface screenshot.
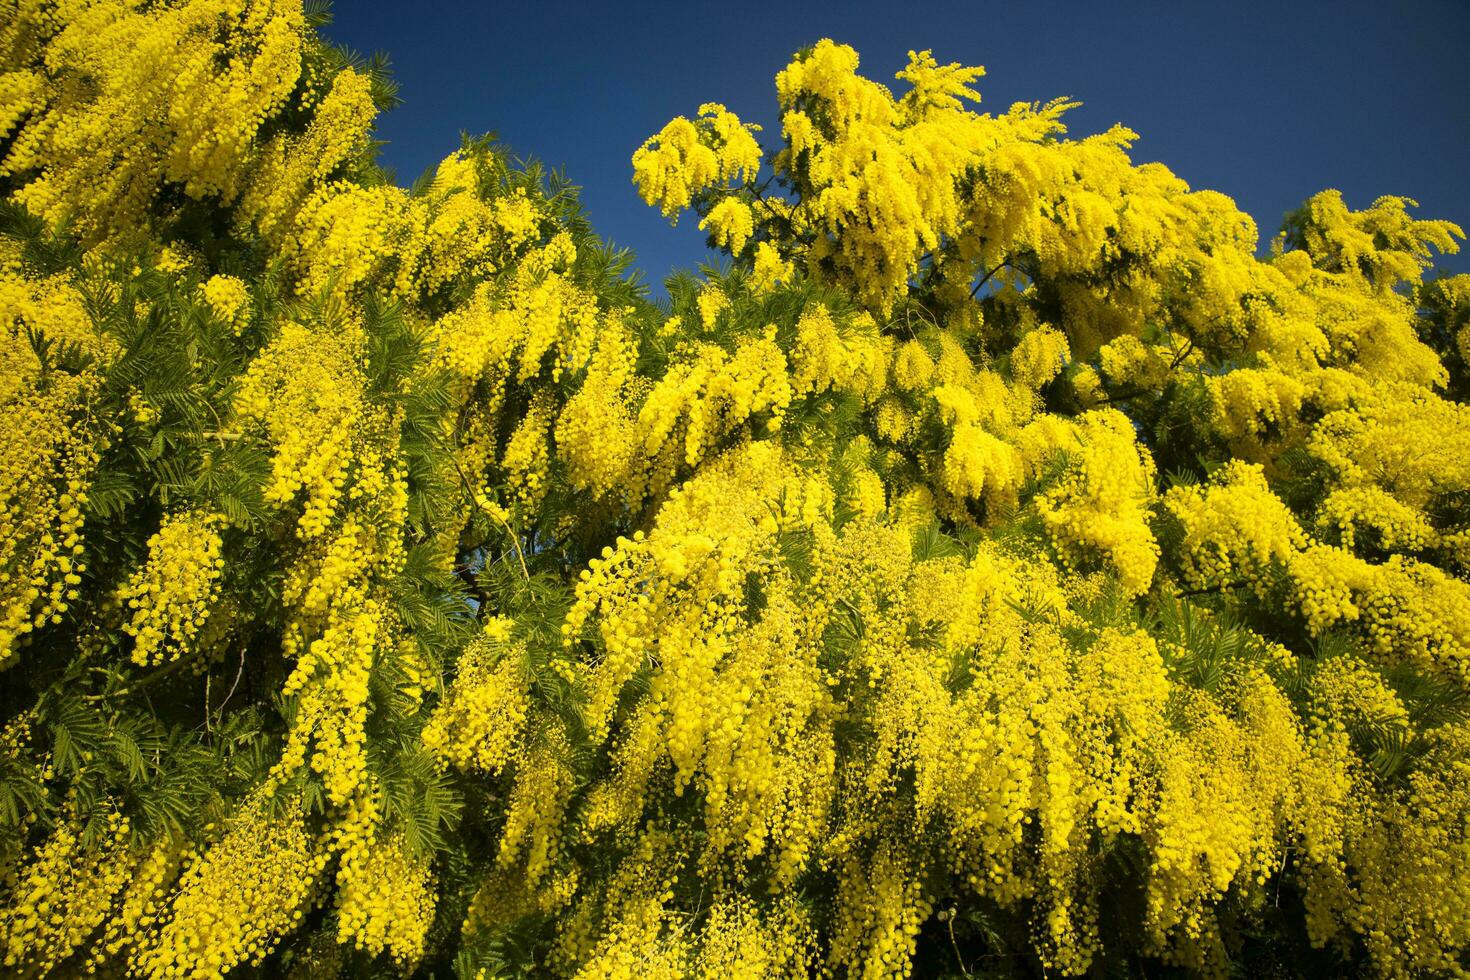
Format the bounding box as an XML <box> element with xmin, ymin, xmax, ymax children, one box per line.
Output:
<box><xmin>1</xmin><ymin>5</ymin><xmax>1468</xmax><ymax>978</ymax></box>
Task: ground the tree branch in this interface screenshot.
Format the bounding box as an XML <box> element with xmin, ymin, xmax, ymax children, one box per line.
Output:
<box><xmin>1173</xmin><ymin>579</ymin><xmax>1249</xmax><ymax>599</ymax></box>
<box><xmin>969</xmin><ymin>260</ymin><xmax>1010</xmax><ymax>299</ymax></box>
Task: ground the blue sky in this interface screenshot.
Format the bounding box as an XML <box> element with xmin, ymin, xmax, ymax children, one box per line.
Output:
<box><xmin>322</xmin><ymin>0</ymin><xmax>1470</xmax><ymax>292</ymax></box>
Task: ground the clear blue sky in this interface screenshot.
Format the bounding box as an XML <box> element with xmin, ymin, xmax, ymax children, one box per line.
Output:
<box><xmin>322</xmin><ymin>0</ymin><xmax>1470</xmax><ymax>292</ymax></box>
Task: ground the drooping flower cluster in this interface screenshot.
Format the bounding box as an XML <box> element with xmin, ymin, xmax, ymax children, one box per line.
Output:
<box><xmin>1</xmin><ymin>6</ymin><xmax>1469</xmax><ymax>979</ymax></box>
<box><xmin>120</xmin><ymin>510</ymin><xmax>225</xmax><ymax>667</ymax></box>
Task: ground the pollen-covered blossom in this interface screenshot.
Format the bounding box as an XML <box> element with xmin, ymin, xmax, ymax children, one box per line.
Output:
<box><xmin>423</xmin><ymin>616</ymin><xmax>530</xmax><ymax>774</ymax></box>
<box><xmin>750</xmin><ymin>241</ymin><xmax>794</xmax><ymax>294</ymax></box>
<box><xmin>1010</xmin><ymin>325</ymin><xmax>1070</xmax><ymax>389</ymax></box>
<box><xmin>5</xmin><ymin>0</ymin><xmax>310</xmax><ymax>245</ymax></box>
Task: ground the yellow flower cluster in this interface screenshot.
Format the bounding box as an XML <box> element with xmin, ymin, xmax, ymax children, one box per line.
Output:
<box><xmin>2</xmin><ymin>809</ymin><xmax>137</xmax><ymax>974</ymax></box>
<box><xmin>939</xmin><ymin>406</ymin><xmax>1023</xmax><ymax>508</ymax></box>
<box><xmin>693</xmin><ymin>896</ymin><xmax>817</xmax><ymax>978</ymax></box>
<box><xmin>649</xmin><ymin>335</ymin><xmax>793</xmax><ymax>467</ymax></box>
<box><xmin>544</xmin><ymin>830</ymin><xmax>689</xmax><ymax>978</ymax></box>
<box><xmin>1165</xmin><ymin>461</ymin><xmax>1305</xmax><ymax>591</ymax></box>
<box><xmin>640</xmin><ymin>37</ymin><xmax>1300</xmax><ymax>335</ymax></box>
<box><xmin>234</xmin><ymin>319</ymin><xmax>370</xmax><ymax>538</ymax></box>
<box><xmin>1097</xmin><ymin>334</ymin><xmax>1171</xmax><ymax>390</ymax></box>
<box><xmin>120</xmin><ymin>510</ymin><xmax>226</xmax><ymax>667</ymax></box>
<box><xmin>829</xmin><ymin>843</ymin><xmax>933</xmax><ymax>978</ymax></box>
<box><xmin>495</xmin><ymin>727</ymin><xmax>578</xmax><ymax>888</ymax></box>
<box><xmin>1293</xmin><ymin>714</ymin><xmax>1470</xmax><ymax>975</ymax></box>
<box><xmin>1142</xmin><ymin>677</ymin><xmax>1300</xmax><ymax>968</ymax></box>
<box><xmin>200</xmin><ymin>275</ymin><xmax>250</xmax><ymax>332</ymax></box>
<box><xmin>1034</xmin><ymin>410</ymin><xmax>1160</xmax><ymax>595</ymax></box>
<box><xmin>1285</xmin><ymin>190</ymin><xmax>1463</xmax><ymax>296</ymax></box>
<box><xmin>0</xmin><ymin>272</ymin><xmax>112</xmax><ymax>667</ymax></box>
<box><xmin>88</xmin><ymin>835</ymin><xmax>193</xmax><ymax>970</ymax></box>
<box><xmin>435</xmin><ymin>272</ymin><xmax>574</xmax><ymax>387</ymax></box>
<box><xmin>1289</xmin><ymin>547</ymin><xmax>1470</xmax><ymax>680</ymax></box>
<box><xmin>695</xmin><ymin>282</ymin><xmax>728</xmax><ymax>330</ymax></box>
<box><xmin>555</xmin><ymin>320</ymin><xmax>641</xmax><ymax>498</ymax></box>
<box><xmin>238</xmin><ymin>67</ymin><xmax>379</xmax><ymax>244</ymax></box>
<box><xmin>1316</xmin><ymin>486</ymin><xmax>1436</xmax><ymax>554</ymax></box>
<box><xmin>278</xmin><ymin>597</ymin><xmax>385</xmax><ymax>804</ymax></box>
<box><xmin>789</xmin><ymin>303</ymin><xmax>888</xmax><ymax>399</ymax></box>
<box><xmin>4</xmin><ymin>0</ymin><xmax>308</xmax><ymax>245</ymax></box>
<box><xmin>232</xmin><ymin>303</ymin><xmax>421</xmax><ymax>818</ymax></box>
<box><xmin>502</xmin><ymin>390</ymin><xmax>557</xmax><ymax>509</ymax></box>
<box><xmin>1308</xmin><ymin>654</ymin><xmax>1411</xmax><ymax>733</ymax></box>
<box><xmin>332</xmin><ymin>794</ymin><xmax>436</xmax><ymax>967</ymax></box>
<box><xmin>1165</xmin><ymin>463</ymin><xmax>1470</xmax><ymax>681</ymax></box>
<box><xmin>1308</xmin><ymin>394</ymin><xmax>1470</xmax><ymax>510</ymax></box>
<box><xmin>632</xmin><ymin>103</ymin><xmax>762</xmax><ymax>216</ymax></box>
<box><xmin>505</xmin><ymin>450</ymin><xmax>1409</xmax><ymax>975</ymax></box>
<box><xmin>8</xmin><ymin>5</ymin><xmax>1470</xmax><ymax>976</ymax></box>
<box><xmin>699</xmin><ymin>196</ymin><xmax>755</xmax><ymax>255</ymax></box>
<box><xmin>285</xmin><ymin>144</ymin><xmax>557</xmax><ymax>304</ymax></box>
<box><xmin>135</xmin><ymin>792</ymin><xmax>327</xmax><ymax>979</ymax></box>
<box><xmin>750</xmin><ymin>241</ymin><xmax>794</xmax><ymax>294</ymax></box>
<box><xmin>771</xmin><ymin>42</ymin><xmax>988</xmax><ymax>310</ymax></box>
<box><xmin>1010</xmin><ymin>325</ymin><xmax>1070</xmax><ymax>389</ymax></box>
<box><xmin>422</xmin><ymin>617</ymin><xmax>530</xmax><ymax>774</ymax></box>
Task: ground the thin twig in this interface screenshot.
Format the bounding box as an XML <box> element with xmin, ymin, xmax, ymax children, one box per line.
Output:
<box><xmin>216</xmin><ymin>645</ymin><xmax>247</xmax><ymax>718</ymax></box>
<box><xmin>1167</xmin><ymin>337</ymin><xmax>1195</xmax><ymax>371</ymax></box>
<box><xmin>1173</xmin><ymin>579</ymin><xmax>1249</xmax><ymax>599</ymax></box>
<box><xmin>493</xmin><ymin>511</ymin><xmax>531</xmax><ymax>581</ymax></box>
<box><xmin>969</xmin><ymin>260</ymin><xmax>1010</xmax><ymax>299</ymax></box>
<box><xmin>943</xmin><ymin>910</ymin><xmax>972</xmax><ymax>977</ymax></box>
<box><xmin>450</xmin><ymin>452</ymin><xmax>529</xmax><ymax>580</ymax></box>
<box><xmin>83</xmin><ymin>656</ymin><xmax>192</xmax><ymax>702</ymax></box>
